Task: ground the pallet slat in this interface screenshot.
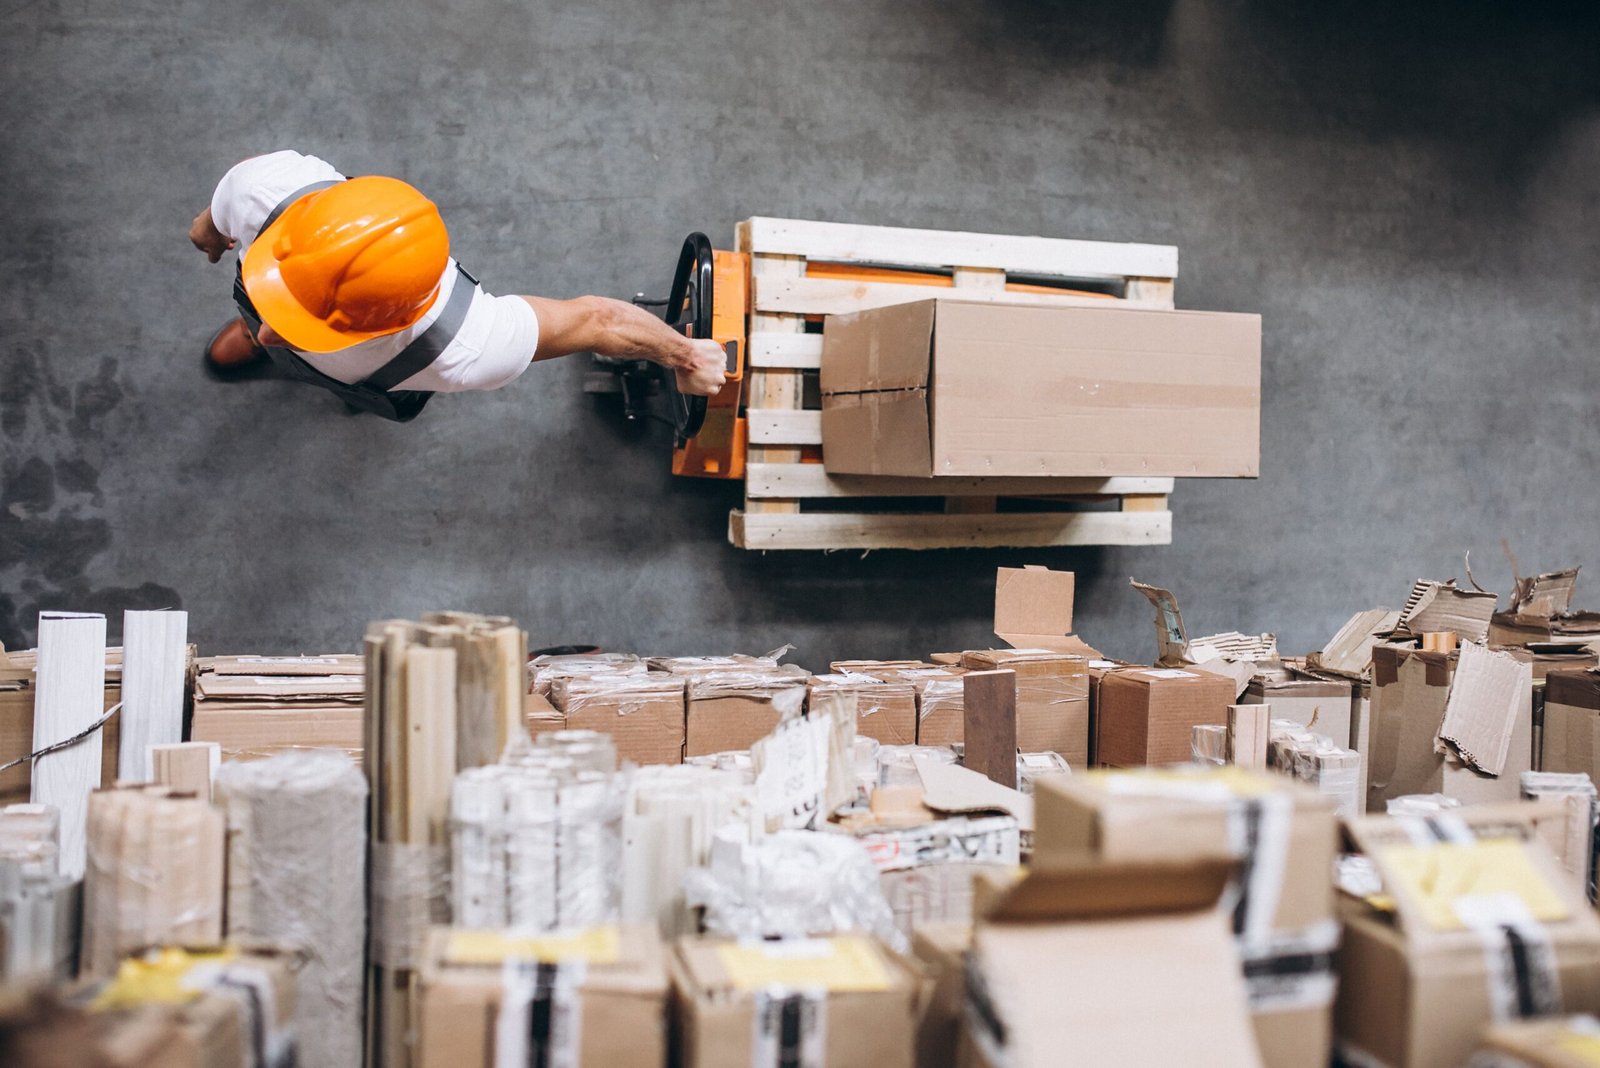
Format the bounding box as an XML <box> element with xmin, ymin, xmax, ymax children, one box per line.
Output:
<box><xmin>730</xmin><ymin>509</ymin><xmax>1172</xmax><ymax>550</ymax></box>
<box><xmin>753</xmin><ymin>275</ymin><xmax>1174</xmax><ymax>319</ymax></box>
<box><xmin>743</xmin><ymin>217</ymin><xmax>1178</xmax><ymax>280</ymax></box>
<box><xmin>748</xmin><ymin>332</ymin><xmax>823</xmax><ymax>370</ymax></box>
<box><xmin>748</xmin><ymin>410</ymin><xmax>822</xmax><ymax>447</ymax></box>
<box><xmin>743</xmin><ymin>464</ymin><xmax>1174</xmax><ymax>500</ymax></box>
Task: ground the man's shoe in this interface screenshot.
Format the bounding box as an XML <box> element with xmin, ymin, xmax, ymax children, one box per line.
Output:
<box><xmin>203</xmin><ymin>318</ymin><xmax>275</xmax><ymax>381</ymax></box>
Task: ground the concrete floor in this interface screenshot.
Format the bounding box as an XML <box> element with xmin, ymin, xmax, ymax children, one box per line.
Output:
<box><xmin>2</xmin><ymin>0</ymin><xmax>1598</xmax><ymax>667</ymax></box>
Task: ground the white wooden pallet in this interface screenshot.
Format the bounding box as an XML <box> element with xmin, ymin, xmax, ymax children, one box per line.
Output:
<box><xmin>731</xmin><ymin>216</ymin><xmax>1179</xmax><ymax>551</ymax></box>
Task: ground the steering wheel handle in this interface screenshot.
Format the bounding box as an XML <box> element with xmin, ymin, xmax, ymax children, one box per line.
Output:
<box><xmin>661</xmin><ymin>232</ymin><xmax>716</xmax><ymax>445</ymax></box>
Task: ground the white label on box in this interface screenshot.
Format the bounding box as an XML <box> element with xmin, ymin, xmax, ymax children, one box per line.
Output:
<box><xmin>1143</xmin><ymin>669</ymin><xmax>1201</xmax><ymax>679</ymax></box>
<box><xmin>1089</xmin><ymin>660</ymin><xmax>1118</xmax><ymax>668</ymax></box>
<box><xmin>495</xmin><ymin>959</ymin><xmax>585</xmax><ymax>1068</ymax></box>
<box><xmin>753</xmin><ymin>715</ymin><xmax>831</xmax><ymax>832</ymax></box>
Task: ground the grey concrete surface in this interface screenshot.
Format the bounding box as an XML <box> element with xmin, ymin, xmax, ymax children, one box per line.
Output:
<box><xmin>2</xmin><ymin>0</ymin><xmax>1597</xmax><ymax>669</ymax></box>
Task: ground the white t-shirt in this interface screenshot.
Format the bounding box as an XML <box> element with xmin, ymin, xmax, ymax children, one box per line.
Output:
<box><xmin>211</xmin><ymin>150</ymin><xmax>538</xmax><ymax>393</ymax></box>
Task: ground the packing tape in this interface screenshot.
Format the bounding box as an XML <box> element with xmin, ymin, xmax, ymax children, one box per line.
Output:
<box><xmin>963</xmin><ymin>951</ymin><xmax>1010</xmax><ymax>1068</ymax></box>
<box><xmin>196</xmin><ymin>960</ymin><xmax>297</xmax><ymax>1068</ymax></box>
<box><xmin>495</xmin><ymin>958</ymin><xmax>586</xmax><ymax>1068</ymax></box>
<box><xmin>1226</xmin><ymin>791</ymin><xmax>1293</xmax><ymax>954</ymax></box>
<box><xmin>751</xmin><ymin>988</ymin><xmax>827</xmax><ymax>1068</ymax></box>
<box><xmin>1455</xmin><ymin>893</ymin><xmax>1563</xmax><ymax>1022</ymax></box>
<box><xmin>1241</xmin><ymin>919</ymin><xmax>1341</xmax><ymax>1014</ymax></box>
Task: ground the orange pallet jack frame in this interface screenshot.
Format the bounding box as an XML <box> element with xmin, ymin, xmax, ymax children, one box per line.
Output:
<box><xmin>670</xmin><ymin>250</ymin><xmax>1113</xmax><ymax>482</ymax></box>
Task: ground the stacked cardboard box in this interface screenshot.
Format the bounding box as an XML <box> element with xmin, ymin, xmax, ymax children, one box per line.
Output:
<box><xmin>0</xmin><ymin>647</ymin><xmax>122</xmax><ymax>805</ymax></box>
<box><xmin>1033</xmin><ymin>768</ymin><xmax>1339</xmax><ymax>1068</ymax></box>
<box><xmin>190</xmin><ymin>655</ymin><xmax>363</xmax><ymax>763</ymax></box>
<box><xmin>1336</xmin><ymin>811</ymin><xmax>1600</xmax><ymax>1068</ymax></box>
<box><xmin>417</xmin><ymin>925</ymin><xmax>669</xmax><ymax>1068</ymax></box>
<box><xmin>1542</xmin><ymin>668</ymin><xmax>1600</xmax><ymax>782</ymax></box>
<box><xmin>683</xmin><ymin>668</ymin><xmax>807</xmax><ymax>758</ymax></box>
<box><xmin>809</xmin><ymin>672</ymin><xmax>918</xmax><ymax>746</ymax></box>
<box><xmin>549</xmin><ymin>673</ymin><xmax>687</xmax><ymax>765</ymax></box>
<box><xmin>1097</xmin><ymin>668</ymin><xmax>1234</xmax><ymax>767</ymax></box>
<box><xmin>1367</xmin><ymin>642</ymin><xmax>1533</xmax><ymax>810</ymax></box>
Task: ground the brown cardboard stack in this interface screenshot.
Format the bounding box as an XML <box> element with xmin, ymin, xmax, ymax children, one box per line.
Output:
<box><xmin>70</xmin><ymin>947</ymin><xmax>297</xmax><ymax>1068</ymax></box>
<box><xmin>1336</xmin><ymin>812</ymin><xmax>1600</xmax><ymax>1068</ymax></box>
<box><xmin>1243</xmin><ymin>669</ymin><xmax>1354</xmax><ymax>753</ymax></box>
<box><xmin>549</xmin><ymin>673</ymin><xmax>687</xmax><ymax>765</ymax></box>
<box><xmin>1367</xmin><ymin>642</ymin><xmax>1533</xmax><ymax>811</ymax></box>
<box><xmin>672</xmin><ymin>933</ymin><xmax>923</xmax><ymax>1068</ymax></box>
<box><xmin>808</xmin><ymin>673</ymin><xmax>918</xmax><ymax>746</ymax></box>
<box><xmin>965</xmin><ymin>858</ymin><xmax>1263</xmax><ymax>1067</ymax></box>
<box><xmin>1530</xmin><ymin>648</ymin><xmax>1600</xmax><ymax>767</ymax></box>
<box><xmin>1032</xmin><ymin>768</ymin><xmax>1339</xmax><ymax>1068</ymax></box>
<box><xmin>82</xmin><ymin>786</ymin><xmax>224</xmax><ymax>977</ymax></box>
<box><xmin>684</xmin><ymin>668</ymin><xmax>807</xmax><ymax>757</ymax></box>
<box><xmin>1490</xmin><ymin>566</ymin><xmax>1600</xmax><ymax>652</ymax></box>
<box><xmin>190</xmin><ymin>655</ymin><xmax>364</xmax><ymax>763</ymax></box>
<box><xmin>819</xmin><ymin>298</ymin><xmax>1262</xmax><ymax>478</ymax></box>
<box><xmin>416</xmin><ymin>926</ymin><xmax>669</xmax><ymax>1068</ymax></box>
<box><xmin>0</xmin><ymin>646</ymin><xmax>122</xmax><ymax>805</ymax></box>
<box><xmin>1542</xmin><ymin>669</ymin><xmax>1600</xmax><ymax>782</ymax></box>
<box><xmin>530</xmin><ymin>651</ymin><xmax>646</xmax><ymax>695</ymax></box>
<box><xmin>1096</xmin><ymin>668</ymin><xmax>1234</xmax><ymax>767</ymax></box>
<box><xmin>896</xmin><ymin>667</ymin><xmax>969</xmax><ymax>746</ymax></box>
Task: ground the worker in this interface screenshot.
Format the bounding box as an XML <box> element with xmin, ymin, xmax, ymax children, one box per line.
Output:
<box><xmin>190</xmin><ymin>150</ymin><xmax>727</xmax><ymax>421</ymax></box>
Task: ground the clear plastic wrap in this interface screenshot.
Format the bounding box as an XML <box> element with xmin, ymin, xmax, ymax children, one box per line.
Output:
<box><xmin>623</xmin><ymin>764</ymin><xmax>757</xmax><ymax>938</ymax></box>
<box><xmin>685</xmin><ymin>828</ymin><xmax>906</xmax><ymax>953</ymax></box>
<box><xmin>1016</xmin><ymin>751</ymin><xmax>1071</xmax><ymax>794</ymax></box>
<box><xmin>876</xmin><ymin>745</ymin><xmax>957</xmax><ymax>787</ymax></box>
<box><xmin>1386</xmin><ymin>793</ymin><xmax>1462</xmax><ymax>816</ymax></box>
<box><xmin>1191</xmin><ymin>724</ymin><xmax>1229</xmax><ymax>766</ymax></box>
<box><xmin>0</xmin><ymin>802</ymin><xmax>74</xmax><ymax>983</ymax></box>
<box><xmin>534</xmin><ymin>729</ymin><xmax>619</xmax><ymax>773</ymax></box>
<box><xmin>371</xmin><ymin>841</ymin><xmax>449</xmax><ymax>968</ymax></box>
<box><xmin>529</xmin><ymin>652</ymin><xmax>645</xmax><ymax>696</ymax></box>
<box><xmin>685</xmin><ymin>750</ymin><xmax>756</xmax><ymax>782</ymax></box>
<box><xmin>213</xmin><ymin>749</ymin><xmax>368</xmax><ymax>1067</ymax></box>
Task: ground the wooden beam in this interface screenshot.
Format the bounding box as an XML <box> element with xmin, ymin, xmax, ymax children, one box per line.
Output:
<box><xmin>963</xmin><ymin>670</ymin><xmax>1018</xmax><ymax>788</ymax></box>
<box><xmin>729</xmin><ymin>509</ymin><xmax>1172</xmax><ymax>551</ymax></box>
<box><xmin>754</xmin><ymin>274</ymin><xmax>1174</xmax><ymax>318</ymax></box>
<box><xmin>743</xmin><ymin>464</ymin><xmax>1176</xmax><ymax>501</ymax></box>
<box><xmin>32</xmin><ymin>611</ymin><xmax>106</xmax><ymax>880</ymax></box>
<box><xmin>741</xmin><ymin>216</ymin><xmax>1179</xmax><ymax>280</ymax></box>
<box><xmin>119</xmin><ymin>610</ymin><xmax>188</xmax><ymax>781</ymax></box>
<box><xmin>747</xmin><ymin>410</ymin><xmax>823</xmax><ymax>447</ymax></box>
<box><xmin>748</xmin><ymin>332</ymin><xmax>823</xmax><ymax>370</ymax></box>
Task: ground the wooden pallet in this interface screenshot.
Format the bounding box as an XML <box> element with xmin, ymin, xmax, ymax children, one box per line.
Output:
<box><xmin>730</xmin><ymin>216</ymin><xmax>1179</xmax><ymax>551</ymax></box>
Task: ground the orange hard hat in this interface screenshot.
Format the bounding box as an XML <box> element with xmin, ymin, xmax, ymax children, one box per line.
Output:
<box><xmin>241</xmin><ymin>175</ymin><xmax>450</xmax><ymax>353</ymax></box>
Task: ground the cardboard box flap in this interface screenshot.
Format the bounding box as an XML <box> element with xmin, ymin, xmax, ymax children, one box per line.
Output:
<box><xmin>1395</xmin><ymin>580</ymin><xmax>1498</xmax><ymax>644</ymax></box>
<box><xmin>982</xmin><ymin>858</ymin><xmax>1234</xmax><ymax>924</ymax></box>
<box><xmin>1315</xmin><ymin>608</ymin><xmax>1402</xmax><ymax>676</ymax></box>
<box><xmin>1187</xmin><ymin>631</ymin><xmax>1278</xmax><ymax>663</ymax></box>
<box><xmin>1511</xmin><ymin>566</ymin><xmax>1580</xmax><ymax>618</ymax></box>
<box><xmin>1436</xmin><ymin>643</ymin><xmax>1533</xmax><ymax>776</ymax></box>
<box><xmin>1191</xmin><ymin>659</ymin><xmax>1256</xmax><ymax>700</ymax></box>
<box><xmin>819</xmin><ymin>299</ymin><xmax>936</xmax><ymax>396</ymax></box>
<box><xmin>916</xmin><ymin>758</ymin><xmax>1034</xmax><ymax>832</ymax></box>
<box><xmin>1130</xmin><ymin>579</ymin><xmax>1188</xmax><ymax>666</ymax></box>
<box><xmin>196</xmin><ymin>674</ymin><xmax>364</xmax><ymax>700</ymax></box>
<box><xmin>993</xmin><ymin>565</ymin><xmax>1076</xmax><ymax>649</ymax></box>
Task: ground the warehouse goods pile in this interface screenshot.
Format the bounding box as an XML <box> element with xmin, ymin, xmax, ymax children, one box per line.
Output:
<box><xmin>4</xmin><ymin>565</ymin><xmax>1600</xmax><ymax>1067</ymax></box>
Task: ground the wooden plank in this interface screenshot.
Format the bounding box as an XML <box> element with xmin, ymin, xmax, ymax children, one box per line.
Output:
<box><xmin>1121</xmin><ymin>494</ymin><xmax>1171</xmax><ymax>513</ymax></box>
<box><xmin>952</xmin><ymin>266</ymin><xmax>1007</xmax><ymax>290</ymax></box>
<box><xmin>742</xmin><ymin>216</ymin><xmax>1179</xmax><ymax>280</ymax></box>
<box><xmin>745</xmin><ymin>254</ymin><xmax>807</xmax><ymax>516</ymax></box>
<box><xmin>745</xmin><ymin>464</ymin><xmax>1176</xmax><ymax>501</ymax></box>
<box><xmin>1127</xmin><ymin>277</ymin><xmax>1177</xmax><ymax>305</ymax></box>
<box><xmin>963</xmin><ymin>670</ymin><xmax>1019</xmax><ymax>788</ymax></box>
<box><xmin>729</xmin><ymin>509</ymin><xmax>1172</xmax><ymax>551</ymax></box>
<box><xmin>118</xmin><ymin>609</ymin><xmax>188</xmax><ymax>781</ymax></box>
<box><xmin>755</xmin><ymin>274</ymin><xmax>1174</xmax><ymax>318</ymax></box>
<box><xmin>32</xmin><ymin>611</ymin><xmax>106</xmax><ymax>880</ymax></box>
<box><xmin>747</xmin><ymin>410</ymin><xmax>822</xmax><ymax>447</ymax></box>
<box><xmin>748</xmin><ymin>332</ymin><xmax>823</xmax><ymax>370</ymax></box>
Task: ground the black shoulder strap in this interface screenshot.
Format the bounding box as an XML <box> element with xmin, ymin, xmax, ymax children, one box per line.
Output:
<box><xmin>259</xmin><ymin>179</ymin><xmax>342</xmax><ymax>237</ymax></box>
<box><xmin>359</xmin><ymin>265</ymin><xmax>478</xmax><ymax>392</ymax></box>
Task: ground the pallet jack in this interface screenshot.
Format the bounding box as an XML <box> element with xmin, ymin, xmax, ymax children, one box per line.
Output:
<box><xmin>585</xmin><ymin>233</ymin><xmax>751</xmax><ymax>479</ymax></box>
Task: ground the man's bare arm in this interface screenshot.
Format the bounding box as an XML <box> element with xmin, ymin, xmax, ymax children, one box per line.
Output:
<box><xmin>521</xmin><ymin>295</ymin><xmax>726</xmax><ymax>396</ymax></box>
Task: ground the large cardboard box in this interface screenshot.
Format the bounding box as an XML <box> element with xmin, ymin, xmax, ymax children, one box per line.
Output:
<box><xmin>1033</xmin><ymin>768</ymin><xmax>1338</xmax><ymax>1068</ymax></box>
<box><xmin>1368</xmin><ymin>643</ymin><xmax>1533</xmax><ymax>810</ymax></box>
<box><xmin>672</xmin><ymin>934</ymin><xmax>922</xmax><ymax>1068</ymax></box>
<box><xmin>1242</xmin><ymin>670</ymin><xmax>1353</xmax><ymax>750</ymax></box>
<box><xmin>684</xmin><ymin>671</ymin><xmax>806</xmax><ymax>757</ymax></box>
<box><xmin>959</xmin><ymin>651</ymin><xmax>1090</xmax><ymax>766</ymax></box>
<box><xmin>819</xmin><ymin>299</ymin><xmax>1261</xmax><ymax>478</ymax></box>
<box><xmin>1531</xmin><ymin>650</ymin><xmax>1600</xmax><ymax>770</ymax></box>
<box><xmin>417</xmin><ymin>925</ymin><xmax>669</xmax><ymax>1068</ymax></box>
<box><xmin>1</xmin><ymin>683</ymin><xmax>121</xmax><ymax>805</ymax></box>
<box><xmin>964</xmin><ymin>858</ymin><xmax>1263</xmax><ymax>1068</ymax></box>
<box><xmin>808</xmin><ymin>673</ymin><xmax>918</xmax><ymax>746</ymax></box>
<box><xmin>1096</xmin><ymin>668</ymin><xmax>1234</xmax><ymax>767</ymax></box>
<box><xmin>1541</xmin><ymin>668</ymin><xmax>1600</xmax><ymax>781</ymax></box>
<box><xmin>1336</xmin><ymin>815</ymin><xmax>1600</xmax><ymax>1068</ymax></box>
<box><xmin>550</xmin><ymin>673</ymin><xmax>686</xmax><ymax>765</ymax></box>
<box><xmin>896</xmin><ymin>668</ymin><xmax>969</xmax><ymax>746</ymax></box>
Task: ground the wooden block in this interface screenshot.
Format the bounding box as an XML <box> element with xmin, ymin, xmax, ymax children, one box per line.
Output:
<box><xmin>151</xmin><ymin>742</ymin><xmax>218</xmax><ymax>802</ymax></box>
<box><xmin>1125</xmin><ymin>277</ymin><xmax>1177</xmax><ymax>307</ymax></box>
<box><xmin>729</xmin><ymin>509</ymin><xmax>1172</xmax><ymax>551</ymax></box>
<box><xmin>952</xmin><ymin>266</ymin><xmax>1007</xmax><ymax>290</ymax></box>
<box><xmin>1121</xmin><ymin>494</ymin><xmax>1171</xmax><ymax>513</ymax></box>
<box><xmin>1227</xmin><ymin>704</ymin><xmax>1270</xmax><ymax>769</ymax></box>
<box><xmin>119</xmin><ymin>610</ymin><xmax>188</xmax><ymax>781</ymax></box>
<box><xmin>740</xmin><ymin>217</ymin><xmax>1179</xmax><ymax>279</ymax></box>
<box><xmin>32</xmin><ymin>611</ymin><xmax>107</xmax><ymax>880</ymax></box>
<box><xmin>963</xmin><ymin>670</ymin><xmax>1018</xmax><ymax>788</ymax></box>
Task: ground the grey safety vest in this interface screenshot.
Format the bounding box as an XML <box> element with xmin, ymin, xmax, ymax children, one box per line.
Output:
<box><xmin>231</xmin><ymin>179</ymin><xmax>476</xmax><ymax>422</ymax></box>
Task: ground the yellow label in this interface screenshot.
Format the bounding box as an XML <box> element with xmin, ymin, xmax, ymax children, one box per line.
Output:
<box><xmin>91</xmin><ymin>947</ymin><xmax>239</xmax><ymax>1012</ymax></box>
<box><xmin>1087</xmin><ymin>764</ymin><xmax>1277</xmax><ymax>798</ymax></box>
<box><xmin>445</xmin><ymin>926</ymin><xmax>620</xmax><ymax>966</ymax></box>
<box><xmin>1555</xmin><ymin>1032</ymin><xmax>1600</xmax><ymax>1063</ymax></box>
<box><xmin>1376</xmin><ymin>840</ymin><xmax>1570</xmax><ymax>930</ymax></box>
<box><xmin>716</xmin><ymin>937</ymin><xmax>893</xmax><ymax>993</ymax></box>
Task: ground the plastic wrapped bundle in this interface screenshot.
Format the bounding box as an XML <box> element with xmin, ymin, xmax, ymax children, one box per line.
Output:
<box><xmin>534</xmin><ymin>729</ymin><xmax>618</xmax><ymax>774</ymax></box>
<box><xmin>1191</xmin><ymin>724</ymin><xmax>1229</xmax><ymax>766</ymax></box>
<box><xmin>685</xmin><ymin>828</ymin><xmax>905</xmax><ymax>952</ymax></box>
<box><xmin>685</xmin><ymin>750</ymin><xmax>755</xmax><ymax>782</ymax></box>
<box><xmin>529</xmin><ymin>652</ymin><xmax>645</xmax><ymax>696</ymax></box>
<box><xmin>876</xmin><ymin>745</ymin><xmax>957</xmax><ymax>787</ymax></box>
<box><xmin>623</xmin><ymin>764</ymin><xmax>756</xmax><ymax>937</ymax></box>
<box><xmin>0</xmin><ymin>803</ymin><xmax>75</xmax><ymax>983</ymax></box>
<box><xmin>1017</xmin><ymin>751</ymin><xmax>1071</xmax><ymax>794</ymax></box>
<box><xmin>1385</xmin><ymin>793</ymin><xmax>1461</xmax><ymax>817</ymax></box>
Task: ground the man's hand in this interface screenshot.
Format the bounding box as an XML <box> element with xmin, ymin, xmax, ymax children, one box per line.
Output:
<box><xmin>675</xmin><ymin>338</ymin><xmax>728</xmax><ymax>397</ymax></box>
<box><xmin>189</xmin><ymin>207</ymin><xmax>235</xmax><ymax>263</ymax></box>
